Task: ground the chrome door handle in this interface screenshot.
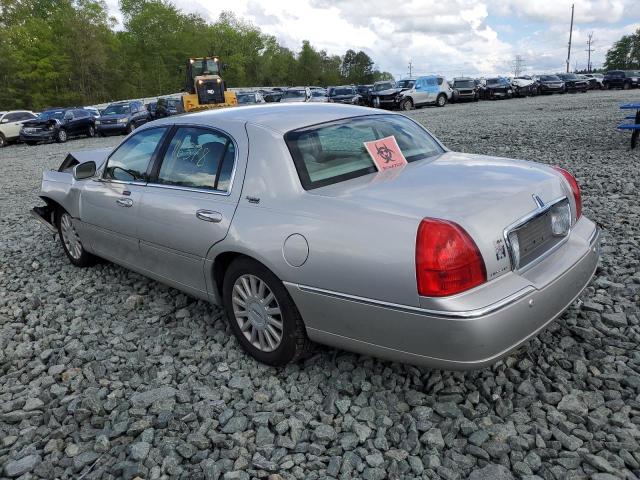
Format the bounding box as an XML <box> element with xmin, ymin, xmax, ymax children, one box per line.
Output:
<box><xmin>116</xmin><ymin>198</ymin><xmax>133</xmax><ymax>207</ymax></box>
<box><xmin>196</xmin><ymin>209</ymin><xmax>222</xmax><ymax>223</ymax></box>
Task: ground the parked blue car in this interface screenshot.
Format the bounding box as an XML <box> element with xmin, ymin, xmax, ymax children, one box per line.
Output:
<box><xmin>96</xmin><ymin>101</ymin><xmax>150</xmax><ymax>136</ymax></box>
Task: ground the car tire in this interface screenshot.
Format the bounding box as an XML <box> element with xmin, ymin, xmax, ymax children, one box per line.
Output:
<box><xmin>223</xmin><ymin>257</ymin><xmax>312</xmax><ymax>366</ymax></box>
<box><xmin>56</xmin><ymin>209</ymin><xmax>97</xmax><ymax>267</ymax></box>
<box><xmin>400</xmin><ymin>98</ymin><xmax>413</xmax><ymax>111</ymax></box>
<box><xmin>26</xmin><ymin>142</ymin><xmax>37</xmax><ymax>146</ymax></box>
<box><xmin>436</xmin><ymin>94</ymin><xmax>447</xmax><ymax>107</ymax></box>
<box><xmin>87</xmin><ymin>125</ymin><xmax>95</xmax><ymax>138</ymax></box>
<box><xmin>56</xmin><ymin>129</ymin><xmax>67</xmax><ymax>143</ymax></box>
<box><xmin>0</xmin><ymin>133</ymin><xmax>5</xmax><ymax>148</ymax></box>
<box><xmin>127</xmin><ymin>123</ymin><xmax>135</xmax><ymax>134</ymax></box>
<box><xmin>623</xmin><ymin>83</ymin><xmax>630</xmax><ymax>90</ymax></box>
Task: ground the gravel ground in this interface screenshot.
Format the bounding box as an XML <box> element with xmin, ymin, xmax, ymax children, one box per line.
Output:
<box><xmin>1</xmin><ymin>89</ymin><xmax>639</xmax><ymax>480</ymax></box>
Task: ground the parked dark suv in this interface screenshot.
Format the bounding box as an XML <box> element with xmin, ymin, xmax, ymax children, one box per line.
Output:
<box><xmin>156</xmin><ymin>97</ymin><xmax>185</xmax><ymax>118</ymax></box>
<box><xmin>20</xmin><ymin>108</ymin><xmax>95</xmax><ymax>145</ymax></box>
<box><xmin>604</xmin><ymin>70</ymin><xmax>639</xmax><ymax>90</ymax></box>
<box><xmin>556</xmin><ymin>73</ymin><xmax>588</xmax><ymax>93</ymax></box>
<box><xmin>96</xmin><ymin>100</ymin><xmax>149</xmax><ymax>136</ymax></box>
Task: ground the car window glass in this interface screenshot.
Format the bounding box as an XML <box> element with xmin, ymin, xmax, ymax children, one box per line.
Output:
<box><xmin>286</xmin><ymin>114</ymin><xmax>445</xmax><ymax>189</ymax></box>
<box><xmin>156</xmin><ymin>127</ymin><xmax>233</xmax><ymax>191</ymax></box>
<box><xmin>105</xmin><ymin>127</ymin><xmax>166</xmax><ymax>182</ymax></box>
<box><xmin>426</xmin><ymin>78</ymin><xmax>437</xmax><ymax>86</ymax></box>
<box><xmin>4</xmin><ymin>113</ymin><xmax>21</xmax><ymax>122</ymax></box>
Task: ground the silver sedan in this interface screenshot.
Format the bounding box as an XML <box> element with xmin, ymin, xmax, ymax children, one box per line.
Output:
<box><xmin>32</xmin><ymin>104</ymin><xmax>600</xmax><ymax>369</ymax></box>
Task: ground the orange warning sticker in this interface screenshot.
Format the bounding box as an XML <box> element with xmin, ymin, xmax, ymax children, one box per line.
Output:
<box><xmin>364</xmin><ymin>135</ymin><xmax>408</xmax><ymax>171</ymax></box>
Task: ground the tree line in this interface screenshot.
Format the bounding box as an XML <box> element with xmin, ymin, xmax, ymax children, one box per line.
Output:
<box><xmin>0</xmin><ymin>0</ymin><xmax>393</xmax><ymax>110</ymax></box>
<box><xmin>604</xmin><ymin>28</ymin><xmax>640</xmax><ymax>71</ymax></box>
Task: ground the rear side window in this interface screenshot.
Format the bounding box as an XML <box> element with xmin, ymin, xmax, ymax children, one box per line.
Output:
<box><xmin>155</xmin><ymin>127</ymin><xmax>234</xmax><ymax>192</ymax></box>
<box><xmin>285</xmin><ymin>114</ymin><xmax>444</xmax><ymax>190</ymax></box>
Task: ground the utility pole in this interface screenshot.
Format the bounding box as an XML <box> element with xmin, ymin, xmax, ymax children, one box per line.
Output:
<box><xmin>566</xmin><ymin>3</ymin><xmax>574</xmax><ymax>73</ymax></box>
<box><xmin>586</xmin><ymin>32</ymin><xmax>594</xmax><ymax>72</ymax></box>
<box><xmin>408</xmin><ymin>60</ymin><xmax>413</xmax><ymax>78</ymax></box>
<box><xmin>512</xmin><ymin>55</ymin><xmax>525</xmax><ymax>77</ymax></box>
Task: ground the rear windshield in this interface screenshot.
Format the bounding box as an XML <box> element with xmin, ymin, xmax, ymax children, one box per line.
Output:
<box><xmin>284</xmin><ymin>90</ymin><xmax>305</xmax><ymax>98</ymax></box>
<box><xmin>285</xmin><ymin>114</ymin><xmax>444</xmax><ymax>190</ymax></box>
<box><xmin>454</xmin><ymin>80</ymin><xmax>475</xmax><ymax>88</ymax></box>
<box><xmin>330</xmin><ymin>88</ymin><xmax>354</xmax><ymax>96</ymax></box>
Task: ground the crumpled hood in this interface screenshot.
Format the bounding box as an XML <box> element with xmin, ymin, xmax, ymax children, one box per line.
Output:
<box><xmin>373</xmin><ymin>87</ymin><xmax>404</xmax><ymax>96</ymax></box>
<box><xmin>23</xmin><ymin>118</ymin><xmax>60</xmax><ymax>127</ymax></box>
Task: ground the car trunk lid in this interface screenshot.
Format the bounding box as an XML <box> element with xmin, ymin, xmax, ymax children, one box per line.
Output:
<box><xmin>310</xmin><ymin>151</ymin><xmax>569</xmax><ymax>281</ymax></box>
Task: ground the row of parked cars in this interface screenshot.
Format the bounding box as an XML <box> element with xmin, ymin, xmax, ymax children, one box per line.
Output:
<box><xmin>1</xmin><ymin>70</ymin><xmax>637</xmax><ymax>147</ymax></box>
<box><xmin>0</xmin><ymin>96</ymin><xmax>187</xmax><ymax>147</ymax></box>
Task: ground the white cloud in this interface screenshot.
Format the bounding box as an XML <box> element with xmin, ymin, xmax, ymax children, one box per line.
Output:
<box><xmin>103</xmin><ymin>0</ymin><xmax>640</xmax><ymax>78</ymax></box>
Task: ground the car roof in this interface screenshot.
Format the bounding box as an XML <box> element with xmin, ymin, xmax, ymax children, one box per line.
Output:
<box><xmin>152</xmin><ymin>103</ymin><xmax>388</xmax><ymax>134</ymax></box>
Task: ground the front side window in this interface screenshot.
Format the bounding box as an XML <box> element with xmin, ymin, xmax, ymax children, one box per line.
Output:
<box><xmin>104</xmin><ymin>127</ymin><xmax>166</xmax><ymax>182</ymax></box>
<box><xmin>155</xmin><ymin>127</ymin><xmax>234</xmax><ymax>192</ymax></box>
<box><xmin>285</xmin><ymin>114</ymin><xmax>444</xmax><ymax>190</ymax></box>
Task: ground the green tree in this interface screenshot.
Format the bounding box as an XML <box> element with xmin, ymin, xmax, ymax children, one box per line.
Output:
<box><xmin>604</xmin><ymin>29</ymin><xmax>640</xmax><ymax>70</ymax></box>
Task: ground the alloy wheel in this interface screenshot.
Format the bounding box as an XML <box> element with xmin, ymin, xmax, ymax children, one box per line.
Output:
<box><xmin>58</xmin><ymin>129</ymin><xmax>67</xmax><ymax>142</ymax></box>
<box><xmin>60</xmin><ymin>213</ymin><xmax>83</xmax><ymax>260</ymax></box>
<box><xmin>231</xmin><ymin>274</ymin><xmax>283</xmax><ymax>352</ymax></box>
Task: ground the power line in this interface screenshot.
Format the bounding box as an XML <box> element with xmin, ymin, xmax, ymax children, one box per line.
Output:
<box><xmin>512</xmin><ymin>55</ymin><xmax>525</xmax><ymax>77</ymax></box>
<box><xmin>586</xmin><ymin>32</ymin><xmax>595</xmax><ymax>73</ymax></box>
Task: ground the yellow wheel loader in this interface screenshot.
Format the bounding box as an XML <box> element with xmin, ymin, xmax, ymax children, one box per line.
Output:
<box><xmin>181</xmin><ymin>57</ymin><xmax>237</xmax><ymax>112</ymax></box>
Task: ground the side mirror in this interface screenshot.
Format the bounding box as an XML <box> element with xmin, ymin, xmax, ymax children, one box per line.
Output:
<box><xmin>73</xmin><ymin>161</ymin><xmax>96</xmax><ymax>181</ymax></box>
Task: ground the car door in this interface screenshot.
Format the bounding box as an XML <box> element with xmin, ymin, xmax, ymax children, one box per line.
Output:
<box><xmin>80</xmin><ymin>127</ymin><xmax>169</xmax><ymax>266</ymax></box>
<box><xmin>413</xmin><ymin>79</ymin><xmax>428</xmax><ymax>105</ymax></box>
<box><xmin>135</xmin><ymin>125</ymin><xmax>241</xmax><ymax>296</ymax></box>
<box><xmin>2</xmin><ymin>112</ymin><xmax>30</xmax><ymax>139</ymax></box>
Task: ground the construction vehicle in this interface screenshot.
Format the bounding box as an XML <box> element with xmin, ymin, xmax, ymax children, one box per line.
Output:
<box><xmin>181</xmin><ymin>56</ymin><xmax>237</xmax><ymax>112</ymax></box>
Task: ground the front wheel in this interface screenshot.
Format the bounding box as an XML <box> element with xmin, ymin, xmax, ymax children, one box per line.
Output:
<box><xmin>126</xmin><ymin>123</ymin><xmax>135</xmax><ymax>134</ymax></box>
<box><xmin>436</xmin><ymin>94</ymin><xmax>447</xmax><ymax>107</ymax></box>
<box><xmin>56</xmin><ymin>129</ymin><xmax>67</xmax><ymax>143</ymax></box>
<box><xmin>56</xmin><ymin>210</ymin><xmax>97</xmax><ymax>267</ymax></box>
<box><xmin>0</xmin><ymin>133</ymin><xmax>5</xmax><ymax>148</ymax></box>
<box><xmin>223</xmin><ymin>258</ymin><xmax>311</xmax><ymax>366</ymax></box>
<box><xmin>400</xmin><ymin>98</ymin><xmax>413</xmax><ymax>111</ymax></box>
<box><xmin>87</xmin><ymin>124</ymin><xmax>95</xmax><ymax>137</ymax></box>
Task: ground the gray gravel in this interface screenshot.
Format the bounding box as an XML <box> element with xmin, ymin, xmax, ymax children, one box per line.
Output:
<box><xmin>1</xmin><ymin>89</ymin><xmax>639</xmax><ymax>479</ymax></box>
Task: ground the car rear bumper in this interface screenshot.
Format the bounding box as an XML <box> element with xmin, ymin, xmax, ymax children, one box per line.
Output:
<box><xmin>286</xmin><ymin>217</ymin><xmax>599</xmax><ymax>370</ymax></box>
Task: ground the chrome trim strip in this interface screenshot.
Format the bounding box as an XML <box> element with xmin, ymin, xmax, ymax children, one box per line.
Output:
<box><xmin>143</xmin><ymin>182</ymin><xmax>231</xmax><ymax>197</ymax></box>
<box><xmin>503</xmin><ymin>196</ymin><xmax>570</xmax><ymax>273</ymax></box>
<box><xmin>287</xmin><ymin>283</ymin><xmax>535</xmax><ymax>319</ymax></box>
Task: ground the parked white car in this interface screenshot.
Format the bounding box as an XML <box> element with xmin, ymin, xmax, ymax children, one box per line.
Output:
<box><xmin>0</xmin><ymin>110</ymin><xmax>37</xmax><ymax>147</ymax></box>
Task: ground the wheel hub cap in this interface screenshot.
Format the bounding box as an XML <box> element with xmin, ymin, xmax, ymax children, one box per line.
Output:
<box><xmin>232</xmin><ymin>274</ymin><xmax>283</xmax><ymax>352</ymax></box>
<box><xmin>60</xmin><ymin>213</ymin><xmax>82</xmax><ymax>260</ymax></box>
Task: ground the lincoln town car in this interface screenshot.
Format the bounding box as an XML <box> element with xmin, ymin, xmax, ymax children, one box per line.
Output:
<box><xmin>32</xmin><ymin>104</ymin><xmax>600</xmax><ymax>369</ymax></box>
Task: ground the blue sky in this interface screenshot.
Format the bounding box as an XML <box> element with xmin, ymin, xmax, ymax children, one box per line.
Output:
<box><xmin>106</xmin><ymin>0</ymin><xmax>640</xmax><ymax>78</ymax></box>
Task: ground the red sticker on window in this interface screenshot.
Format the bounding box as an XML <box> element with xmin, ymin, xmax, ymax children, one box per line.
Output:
<box><xmin>364</xmin><ymin>135</ymin><xmax>408</xmax><ymax>171</ymax></box>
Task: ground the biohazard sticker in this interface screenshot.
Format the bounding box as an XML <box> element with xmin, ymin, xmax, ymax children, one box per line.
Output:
<box><xmin>364</xmin><ymin>136</ymin><xmax>408</xmax><ymax>171</ymax></box>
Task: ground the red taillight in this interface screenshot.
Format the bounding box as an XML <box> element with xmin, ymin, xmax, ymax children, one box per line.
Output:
<box><xmin>552</xmin><ymin>166</ymin><xmax>582</xmax><ymax>219</ymax></box>
<box><xmin>416</xmin><ymin>218</ymin><xmax>487</xmax><ymax>297</ymax></box>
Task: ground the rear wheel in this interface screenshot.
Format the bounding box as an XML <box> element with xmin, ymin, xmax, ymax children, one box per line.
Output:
<box><xmin>56</xmin><ymin>209</ymin><xmax>97</xmax><ymax>267</ymax></box>
<box><xmin>400</xmin><ymin>98</ymin><xmax>413</xmax><ymax>111</ymax></box>
<box><xmin>436</xmin><ymin>94</ymin><xmax>447</xmax><ymax>107</ymax></box>
<box><xmin>223</xmin><ymin>257</ymin><xmax>311</xmax><ymax>366</ymax></box>
<box><xmin>56</xmin><ymin>129</ymin><xmax>67</xmax><ymax>143</ymax></box>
